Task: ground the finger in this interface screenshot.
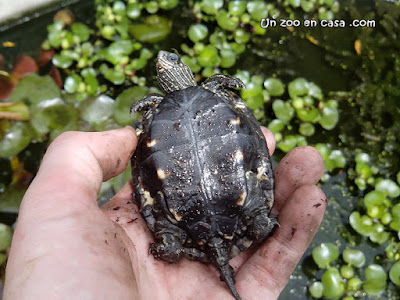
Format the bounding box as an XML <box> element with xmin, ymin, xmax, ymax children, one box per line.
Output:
<box><xmin>21</xmin><ymin>126</ymin><xmax>137</xmax><ymax>216</ymax></box>
<box><xmin>261</xmin><ymin>126</ymin><xmax>276</xmax><ymax>156</ymax></box>
<box><xmin>236</xmin><ymin>185</ymin><xmax>326</xmax><ymax>299</ymax></box>
<box><xmin>273</xmin><ymin>146</ymin><xmax>324</xmax><ymax>213</ymax></box>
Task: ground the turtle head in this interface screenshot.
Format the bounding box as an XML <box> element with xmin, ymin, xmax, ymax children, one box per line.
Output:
<box><xmin>156</xmin><ymin>51</ymin><xmax>197</xmax><ymax>93</ymax></box>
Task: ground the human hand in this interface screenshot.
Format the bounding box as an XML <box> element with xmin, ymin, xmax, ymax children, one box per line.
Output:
<box><xmin>4</xmin><ymin>126</ymin><xmax>325</xmax><ymax>300</ymax></box>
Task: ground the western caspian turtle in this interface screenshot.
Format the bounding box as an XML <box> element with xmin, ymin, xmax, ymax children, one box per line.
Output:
<box><xmin>130</xmin><ymin>51</ymin><xmax>277</xmax><ymax>300</ymax></box>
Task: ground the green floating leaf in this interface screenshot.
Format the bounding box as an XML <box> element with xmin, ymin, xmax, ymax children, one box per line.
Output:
<box><xmin>220</xmin><ymin>49</ymin><xmax>236</xmax><ymax>68</ymax></box>
<box><xmin>264</xmin><ymin>78</ymin><xmax>284</xmax><ymax>97</ymax></box>
<box><xmin>369</xmin><ymin>223</ymin><xmax>389</xmax><ymax>244</ymax></box>
<box><xmin>264</xmin><ymin>78</ymin><xmax>285</xmax><ymax>96</ymax></box>
<box><xmin>314</xmin><ymin>143</ymin><xmax>330</xmax><ymax>161</ymax></box>
<box><xmin>355</xmin><ymin>161</ymin><xmax>373</xmax><ymax>178</ymax></box>
<box><xmin>321</xmin><ymin>267</ymin><xmax>345</xmax><ymax>299</ymax></box>
<box><xmin>342</xmin><ymin>248</ymin><xmax>365</xmax><ymax>268</ymax></box>
<box><xmin>309</xmin><ymin>281</ymin><xmax>324</xmax><ymax>298</ymax></box>
<box><xmin>349</xmin><ymin>211</ymin><xmax>374</xmax><ymax>236</ymax></box>
<box><xmin>145</xmin><ymin>1</ymin><xmax>158</xmax><ymax>14</ymax></box>
<box><xmin>247</xmin><ymin>1</ymin><xmax>269</xmax><ymax>21</ymax></box>
<box><xmin>0</xmin><ymin>122</ymin><xmax>32</xmax><ymax>158</ymax></box>
<box><xmin>198</xmin><ymin>45</ymin><xmax>220</xmax><ymax>67</ymax></box>
<box><xmin>289</xmin><ymin>0</ymin><xmax>301</xmax><ymax>8</ymax></box>
<box><xmin>234</xmin><ymin>28</ymin><xmax>250</xmax><ymax>44</ymax></box>
<box><xmin>363</xmin><ymin>190</ymin><xmax>386</xmax><ymax>212</ymax></box>
<box><xmin>242</xmin><ymin>82</ymin><xmax>263</xmax><ymax>110</ymax></box>
<box><xmin>389</xmin><ymin>261</ymin><xmax>400</xmax><ymax>287</ymax></box>
<box><xmin>181</xmin><ymin>56</ymin><xmax>201</xmax><ymax>73</ymax></box>
<box><xmin>53</xmin><ymin>53</ymin><xmax>74</xmax><ymax>68</ymax></box>
<box><xmin>229</xmin><ymin>1</ymin><xmax>246</xmax><ymax>16</ymax></box>
<box><xmin>347</xmin><ymin>277</ymin><xmax>363</xmax><ymax>291</ymax></box>
<box><xmin>390</xmin><ymin>203</ymin><xmax>400</xmax><ymax>231</ymax></box>
<box><xmin>312</xmin><ymin>243</ymin><xmax>339</xmax><ymax>269</ymax></box>
<box><xmin>363</xmin><ymin>264</ymin><xmax>387</xmax><ymax>296</ymax></box>
<box><xmin>355</xmin><ymin>152</ymin><xmax>371</xmax><ymax>164</ymax></box>
<box><xmin>102</xmin><ymin>68</ymin><xmax>126</xmax><ymax>85</ymax></box>
<box><xmin>319</xmin><ymin>106</ymin><xmax>339</xmax><ymax>130</ymax></box>
<box><xmin>200</xmin><ymin>0</ymin><xmax>224</xmax><ymax>15</ymax></box>
<box><xmin>0</xmin><ymin>183</ymin><xmax>27</xmax><ymax>213</ymax></box>
<box><xmin>9</xmin><ymin>74</ymin><xmax>60</xmax><ymax>104</ymax></box>
<box><xmin>278</xmin><ymin>135</ymin><xmax>297</xmax><ymax>153</ymax></box>
<box><xmin>272</xmin><ymin>99</ymin><xmax>295</xmax><ymax>123</ymax></box>
<box><xmin>159</xmin><ymin>0</ymin><xmax>179</xmax><ymax>9</ymax></box>
<box><xmin>326</xmin><ymin>150</ymin><xmax>346</xmax><ymax>171</ymax></box>
<box><xmin>112</xmin><ymin>1</ymin><xmax>126</xmax><ymax>14</ymax></box>
<box><xmin>0</xmin><ymin>223</ymin><xmax>13</xmax><ymax>252</ymax></box>
<box><xmin>268</xmin><ymin>119</ymin><xmax>285</xmax><ymax>134</ymax></box>
<box><xmin>299</xmin><ymin>122</ymin><xmax>315</xmax><ymax>136</ymax></box>
<box><xmin>101</xmin><ymin>40</ymin><xmax>134</xmax><ymax>65</ymax></box>
<box><xmin>129</xmin><ymin>15</ymin><xmax>171</xmax><ymax>43</ymax></box>
<box><xmin>216</xmin><ymin>10</ymin><xmax>239</xmax><ymax>31</ymax></box>
<box><xmin>81</xmin><ymin>95</ymin><xmax>115</xmax><ymax>129</ymax></box>
<box><xmin>375</xmin><ymin>179</ymin><xmax>400</xmax><ymax>198</ymax></box>
<box><xmin>71</xmin><ymin>22</ymin><xmax>91</xmax><ymax>42</ymax></box>
<box><xmin>64</xmin><ymin>74</ymin><xmax>82</xmax><ymax>94</ymax></box>
<box><xmin>297</xmin><ymin>106</ymin><xmax>320</xmax><ymax>122</ymax></box>
<box><xmin>340</xmin><ymin>265</ymin><xmax>354</xmax><ymax>279</ymax></box>
<box><xmin>126</xmin><ymin>3</ymin><xmax>142</xmax><ymax>19</ymax></box>
<box><xmin>81</xmin><ymin>68</ymin><xmax>99</xmax><ymax>95</ymax></box>
<box><xmin>114</xmin><ymin>86</ymin><xmax>148</xmax><ymax>126</ymax></box>
<box><xmin>288</xmin><ymin>77</ymin><xmax>308</xmax><ymax>99</ymax></box>
<box><xmin>307</xmin><ymin>82</ymin><xmax>323</xmax><ymax>100</ymax></box>
<box><xmin>31</xmin><ymin>98</ymin><xmax>78</xmax><ymax>139</ymax></box>
<box><xmin>188</xmin><ymin>24</ymin><xmax>209</xmax><ymax>43</ymax></box>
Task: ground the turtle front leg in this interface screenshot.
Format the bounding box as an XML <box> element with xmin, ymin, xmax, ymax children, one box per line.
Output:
<box><xmin>130</xmin><ymin>93</ymin><xmax>164</xmax><ymax>114</ymax></box>
<box><xmin>202</xmin><ymin>74</ymin><xmax>246</xmax><ymax>93</ymax></box>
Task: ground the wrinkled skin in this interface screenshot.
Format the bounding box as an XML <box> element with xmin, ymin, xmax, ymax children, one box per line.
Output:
<box><xmin>4</xmin><ymin>126</ymin><xmax>326</xmax><ymax>300</ymax></box>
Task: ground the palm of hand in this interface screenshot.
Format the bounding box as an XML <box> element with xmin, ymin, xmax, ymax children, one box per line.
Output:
<box><xmin>4</xmin><ymin>127</ymin><xmax>325</xmax><ymax>300</ymax></box>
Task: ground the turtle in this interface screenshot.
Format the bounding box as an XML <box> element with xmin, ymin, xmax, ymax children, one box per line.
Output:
<box><xmin>130</xmin><ymin>50</ymin><xmax>277</xmax><ymax>300</ymax></box>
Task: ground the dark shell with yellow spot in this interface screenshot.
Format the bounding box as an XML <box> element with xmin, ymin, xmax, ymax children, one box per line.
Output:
<box><xmin>130</xmin><ymin>51</ymin><xmax>277</xmax><ymax>300</ymax></box>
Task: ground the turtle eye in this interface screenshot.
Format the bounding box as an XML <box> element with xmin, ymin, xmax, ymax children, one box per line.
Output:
<box><xmin>167</xmin><ymin>53</ymin><xmax>179</xmax><ymax>63</ymax></box>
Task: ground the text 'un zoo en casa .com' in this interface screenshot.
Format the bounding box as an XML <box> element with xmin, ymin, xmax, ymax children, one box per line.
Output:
<box><xmin>260</xmin><ymin>18</ymin><xmax>376</xmax><ymax>28</ymax></box>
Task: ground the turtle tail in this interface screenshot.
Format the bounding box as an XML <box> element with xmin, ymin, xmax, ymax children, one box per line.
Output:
<box><xmin>210</xmin><ymin>238</ymin><xmax>242</xmax><ymax>300</ymax></box>
<box><xmin>219</xmin><ymin>264</ymin><xmax>242</xmax><ymax>300</ymax></box>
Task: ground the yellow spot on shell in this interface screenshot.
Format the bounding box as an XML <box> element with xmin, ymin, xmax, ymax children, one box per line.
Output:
<box><xmin>235</xmin><ymin>191</ymin><xmax>247</xmax><ymax>206</ymax></box>
<box><xmin>157</xmin><ymin>168</ymin><xmax>170</xmax><ymax>179</ymax></box>
<box><xmin>229</xmin><ymin>117</ymin><xmax>241</xmax><ymax>125</ymax></box>
<box><xmin>234</xmin><ymin>102</ymin><xmax>246</xmax><ymax>110</ymax></box>
<box><xmin>169</xmin><ymin>207</ymin><xmax>183</xmax><ymax>221</ymax></box>
<box><xmin>233</xmin><ymin>150</ymin><xmax>244</xmax><ymax>162</ymax></box>
<box><xmin>143</xmin><ymin>190</ymin><xmax>154</xmax><ymax>206</ymax></box>
<box><xmin>147</xmin><ymin>139</ymin><xmax>157</xmax><ymax>147</ymax></box>
<box><xmin>136</xmin><ymin>128</ymin><xmax>143</xmax><ymax>136</ymax></box>
<box><xmin>257</xmin><ymin>162</ymin><xmax>268</xmax><ymax>180</ymax></box>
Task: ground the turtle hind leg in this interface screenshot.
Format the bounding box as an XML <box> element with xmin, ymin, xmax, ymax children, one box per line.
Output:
<box><xmin>130</xmin><ymin>93</ymin><xmax>164</xmax><ymax>114</ymax></box>
<box><xmin>202</xmin><ymin>74</ymin><xmax>246</xmax><ymax>94</ymax></box>
<box><xmin>150</xmin><ymin>219</ymin><xmax>210</xmax><ymax>263</ymax></box>
<box><xmin>150</xmin><ymin>219</ymin><xmax>187</xmax><ymax>263</ymax></box>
